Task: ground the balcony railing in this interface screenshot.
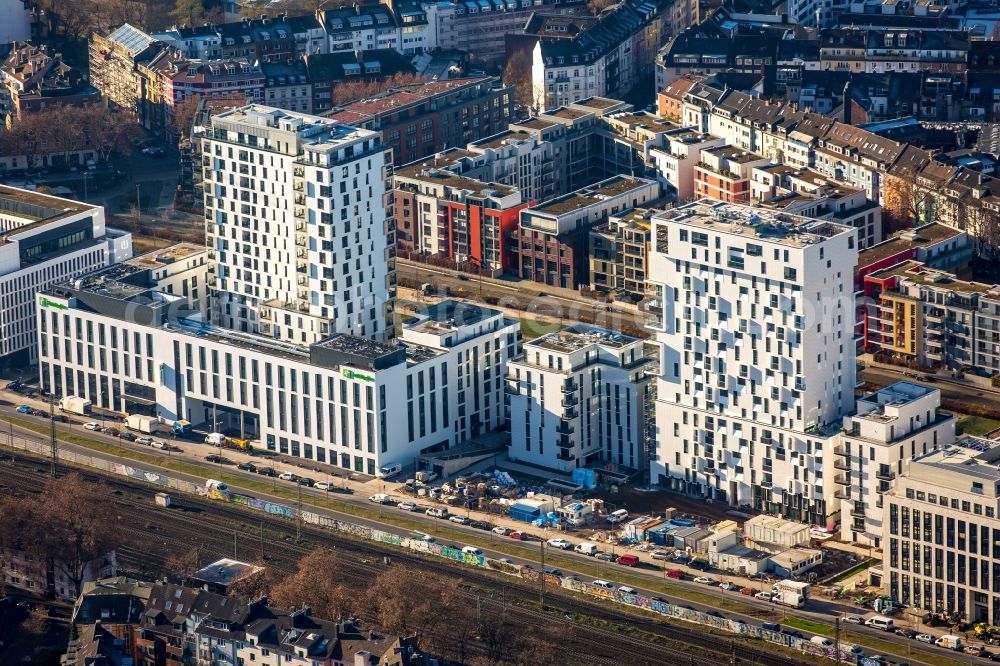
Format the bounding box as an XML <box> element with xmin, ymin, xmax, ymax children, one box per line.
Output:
<box><xmin>834</xmin><ymin>474</ymin><xmax>851</xmax><ymax>486</ymax></box>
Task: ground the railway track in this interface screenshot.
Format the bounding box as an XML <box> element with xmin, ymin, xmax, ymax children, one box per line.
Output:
<box><xmin>0</xmin><ymin>451</ymin><xmax>807</xmax><ymax>666</ymax></box>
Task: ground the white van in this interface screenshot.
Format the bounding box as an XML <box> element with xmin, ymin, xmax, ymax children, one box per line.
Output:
<box><xmin>425</xmin><ymin>507</ymin><xmax>449</xmax><ymax>518</ymax></box>
<box><xmin>809</xmin><ymin>636</ymin><xmax>833</xmax><ymax>647</ymax></box>
<box><xmin>575</xmin><ymin>542</ymin><xmax>600</xmax><ymax>556</ymax></box>
<box><xmin>206</xmin><ymin>479</ymin><xmax>227</xmax><ymax>491</ymax></box>
<box><xmin>462</xmin><ymin>546</ymin><xmax>482</xmax><ymax>556</ymax></box>
<box><xmin>607</xmin><ymin>509</ymin><xmax>629</xmax><ymax>524</ymax></box>
<box><xmin>864</xmin><ymin>616</ymin><xmax>894</xmax><ymax>632</ymax></box>
<box><xmin>591</xmin><ymin>580</ymin><xmax>616</xmax><ymax>590</ymax></box>
<box><xmin>378</xmin><ymin>463</ymin><xmax>402</xmax><ymax>479</ymax></box>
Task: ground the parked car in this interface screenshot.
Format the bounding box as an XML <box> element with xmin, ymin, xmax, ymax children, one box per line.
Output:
<box><xmin>651</xmin><ymin>549</ymin><xmax>671</xmax><ymax>560</ymax></box>
<box><xmin>780</xmin><ymin>628</ymin><xmax>804</xmax><ymax>639</ymax></box>
<box><xmin>296</xmin><ymin>477</ymin><xmax>315</xmax><ymax>487</ymax></box>
<box><xmin>755</xmin><ymin>592</ymin><xmax>774</xmax><ymax>601</ymax></box>
<box><xmin>616</xmin><ymin>553</ymin><xmax>640</xmax><ymax>567</ymax></box>
<box><xmin>397</xmin><ymin>501</ymin><xmax>419</xmax><ymax>512</ymax></box>
<box><xmin>206</xmin><ymin>454</ymin><xmax>232</xmax><ymax>464</ymax></box>
<box><xmin>665</xmin><ymin>569</ymin><xmax>684</xmax><ymax>579</ymax></box>
<box><xmin>83</xmin><ymin>422</ymin><xmax>101</xmax><ymax>431</ymax></box>
<box><xmin>237</xmin><ymin>462</ymin><xmax>257</xmax><ymax>472</ymax></box>
<box><xmin>150</xmin><ymin>440</ymin><xmax>166</xmax><ymax>449</ymax></box>
<box><xmin>256</xmin><ymin>466</ymin><xmax>277</xmax><ymax>477</ymax></box>
<box><xmin>136</xmin><ymin>437</ymin><xmax>153</xmax><ymax>445</ymax></box>
<box><xmin>314</xmin><ymin>481</ymin><xmax>333</xmax><ymax>491</ymax></box>
<box><xmin>470</xmin><ymin>520</ymin><xmax>491</xmax><ymax>530</ymax></box>
<box><xmin>618</xmin><ymin>586</ymin><xmax>637</xmax><ymax>595</ymax></box>
<box><xmin>449</xmin><ymin>515</ymin><xmax>470</xmax><ymax>525</ymax></box>
<box><xmin>762</xmin><ymin>622</ymin><xmax>780</xmax><ymax>632</ymax></box>
<box><xmin>119</xmin><ymin>432</ymin><xmax>137</xmax><ymax>442</ymax></box>
<box><xmin>492</xmin><ymin>526</ymin><xmax>510</xmax><ymax>536</ymax></box>
<box><xmin>843</xmin><ymin>615</ymin><xmax>864</xmax><ymax>625</ymax></box>
<box><xmin>720</xmin><ymin>581</ymin><xmax>738</xmax><ymax>591</ymax></box>
<box><xmin>914</xmin><ymin>634</ymin><xmax>934</xmax><ymax>644</ymax></box>
<box><xmin>894</xmin><ymin>628</ymin><xmax>917</xmax><ymax>639</ymax></box>
<box><xmin>278</xmin><ymin>471</ymin><xmax>297</xmax><ymax>481</ymax></box>
<box><xmin>425</xmin><ymin>507</ymin><xmax>448</xmax><ymax>518</ymax></box>
<box><xmin>368</xmin><ymin>494</ymin><xmax>392</xmax><ymax>504</ymax></box>
<box><xmin>509</xmin><ymin>531</ymin><xmax>527</xmax><ymax>541</ymax></box>
<box><xmin>594</xmin><ymin>552</ymin><xmax>616</xmax><ymax>562</ymax></box>
<box><xmin>547</xmin><ymin>538</ymin><xmax>572</xmax><ymax>550</ymax></box>
<box><xmin>693</xmin><ymin>576</ymin><xmax>717</xmax><ymax>585</ymax></box>
<box><xmin>15</xmin><ymin>405</ymin><xmax>31</xmax><ymax>414</ymax></box>
<box><xmin>104</xmin><ymin>428</ymin><xmax>120</xmax><ymax>437</ymax></box>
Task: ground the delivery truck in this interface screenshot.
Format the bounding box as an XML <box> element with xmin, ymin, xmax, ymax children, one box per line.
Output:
<box><xmin>59</xmin><ymin>396</ymin><xmax>91</xmax><ymax>415</ymax></box>
<box><xmin>124</xmin><ymin>414</ymin><xmax>163</xmax><ymax>434</ymax></box>
<box><xmin>771</xmin><ymin>581</ymin><xmax>810</xmax><ymax>609</ymax></box>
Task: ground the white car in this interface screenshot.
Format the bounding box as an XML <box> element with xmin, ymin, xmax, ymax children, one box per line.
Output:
<box><xmin>368</xmin><ymin>493</ymin><xmax>392</xmax><ymax>504</ymax></box>
<box><xmin>135</xmin><ymin>437</ymin><xmax>153</xmax><ymax>445</ymax></box>
<box><xmin>693</xmin><ymin>576</ymin><xmax>718</xmax><ymax>585</ymax></box>
<box><xmin>492</xmin><ymin>526</ymin><xmax>510</xmax><ymax>536</ymax></box>
<box><xmin>278</xmin><ymin>471</ymin><xmax>296</xmax><ymax>481</ymax></box>
<box><xmin>449</xmin><ymin>515</ymin><xmax>470</xmax><ymax>525</ymax></box>
<box><xmin>397</xmin><ymin>501</ymin><xmax>419</xmax><ymax>511</ymax></box>
<box><xmin>547</xmin><ymin>538</ymin><xmax>572</xmax><ymax>550</ymax></box>
<box><xmin>618</xmin><ymin>586</ymin><xmax>637</xmax><ymax>595</ymax></box>
<box><xmin>314</xmin><ymin>482</ymin><xmax>333</xmax><ymax>491</ymax></box>
<box><xmin>720</xmin><ymin>581</ymin><xmax>738</xmax><ymax>591</ymax></box>
<box><xmin>591</xmin><ymin>580</ymin><xmax>616</xmax><ymax>591</ymax></box>
<box><xmin>914</xmin><ymin>633</ymin><xmax>934</xmax><ymax>644</ymax></box>
<box><xmin>150</xmin><ymin>440</ymin><xmax>166</xmax><ymax>449</ymax></box>
<box><xmin>754</xmin><ymin>591</ymin><xmax>774</xmax><ymax>601</ymax></box>
<box><xmin>651</xmin><ymin>549</ymin><xmax>671</xmax><ymax>560</ymax></box>
<box><xmin>83</xmin><ymin>422</ymin><xmax>101</xmax><ymax>431</ymax></box>
<box><xmin>842</xmin><ymin>615</ymin><xmax>864</xmax><ymax>625</ymax></box>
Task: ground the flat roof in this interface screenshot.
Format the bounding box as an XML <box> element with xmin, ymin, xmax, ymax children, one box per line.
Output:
<box><xmin>125</xmin><ymin>242</ymin><xmax>204</xmax><ymax>269</ymax></box>
<box><xmin>654</xmin><ymin>200</ymin><xmax>854</xmax><ymax>248</ymax></box>
<box><xmin>529</xmin><ymin>323</ymin><xmax>639</xmax><ymax>352</ymax></box>
<box><xmin>0</xmin><ymin>185</ymin><xmax>95</xmax><ymax>242</ymax></box>
<box><xmin>871</xmin><ymin>260</ymin><xmax>991</xmax><ymax>294</ymax></box>
<box><xmin>394</xmin><ymin>160</ymin><xmax>515</xmax><ymax>197</ymax></box>
<box><xmin>514</xmin><ymin>117</ymin><xmax>558</xmax><ymax>131</ymax></box>
<box><xmin>860</xmin><ymin>223</ymin><xmax>965</xmax><ymax>266</ymax></box>
<box><xmin>469</xmin><ymin>129</ymin><xmax>534</xmax><ymax>150</ymax></box>
<box><xmin>313</xmin><ymin>333</ymin><xmax>400</xmax><ymax>358</ymax></box>
<box><xmin>911</xmin><ymin>436</ymin><xmax>1000</xmax><ymax>481</ymax></box>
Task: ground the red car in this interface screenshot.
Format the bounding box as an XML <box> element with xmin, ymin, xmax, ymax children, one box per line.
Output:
<box><xmin>665</xmin><ymin>569</ymin><xmax>684</xmax><ymax>579</ymax></box>
<box><xmin>616</xmin><ymin>553</ymin><xmax>640</xmax><ymax>567</ymax></box>
<box><xmin>510</xmin><ymin>531</ymin><xmax>526</xmax><ymax>540</ymax></box>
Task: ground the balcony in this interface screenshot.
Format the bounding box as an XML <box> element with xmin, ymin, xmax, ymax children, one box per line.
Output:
<box><xmin>504</xmin><ymin>381</ymin><xmax>520</xmax><ymax>395</ymax></box>
<box><xmin>834</xmin><ymin>489</ymin><xmax>850</xmax><ymax>500</ymax></box>
<box><xmin>561</xmin><ymin>380</ymin><xmax>579</xmax><ymax>393</ymax></box>
<box><xmin>759</xmin><ymin>480</ymin><xmax>773</xmax><ymax>489</ymax></box>
<box><xmin>834</xmin><ymin>474</ymin><xmax>851</xmax><ymax>486</ymax></box>
<box><xmin>563</xmin><ymin>406</ymin><xmax>579</xmax><ymax>419</ymax></box>
<box><xmin>834</xmin><ymin>445</ymin><xmax>847</xmax><ymax>456</ymax></box>
<box><xmin>562</xmin><ymin>394</ymin><xmax>578</xmax><ymax>408</ymax></box>
<box><xmin>876</xmin><ymin>469</ymin><xmax>896</xmax><ymax>481</ymax></box>
<box><xmin>850</xmin><ymin>507</ymin><xmax>866</xmax><ymax>518</ymax></box>
<box><xmin>834</xmin><ymin>459</ymin><xmax>851</xmax><ymax>471</ymax></box>
<box><xmin>556</xmin><ymin>451</ymin><xmax>576</xmax><ymax>462</ymax></box>
<box><xmin>556</xmin><ymin>422</ymin><xmax>574</xmax><ymax>435</ymax></box>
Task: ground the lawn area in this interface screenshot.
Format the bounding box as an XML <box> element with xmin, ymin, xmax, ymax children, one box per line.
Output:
<box><xmin>958</xmin><ymin>415</ymin><xmax>1000</xmax><ymax>437</ymax></box>
<box><xmin>781</xmin><ymin>617</ymin><xmax>834</xmax><ymax>635</ymax></box>
<box><xmin>519</xmin><ymin>317</ymin><xmax>560</xmax><ymax>339</ymax></box>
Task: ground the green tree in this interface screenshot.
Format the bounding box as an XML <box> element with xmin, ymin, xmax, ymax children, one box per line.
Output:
<box><xmin>171</xmin><ymin>0</ymin><xmax>206</xmax><ymax>26</ymax></box>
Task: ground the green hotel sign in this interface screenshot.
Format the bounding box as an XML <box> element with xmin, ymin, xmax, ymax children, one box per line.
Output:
<box><xmin>344</xmin><ymin>369</ymin><xmax>374</xmax><ymax>382</ymax></box>
<box><xmin>38</xmin><ymin>296</ymin><xmax>67</xmax><ymax>310</ymax></box>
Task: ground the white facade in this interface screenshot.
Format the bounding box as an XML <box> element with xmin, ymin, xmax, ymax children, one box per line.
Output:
<box><xmin>838</xmin><ymin>382</ymin><xmax>955</xmax><ymax>547</ymax></box>
<box><xmin>0</xmin><ymin>0</ymin><xmax>30</xmax><ymax>45</ymax></box>
<box><xmin>36</xmin><ymin>263</ymin><xmax>517</xmax><ymax>475</ymax></box>
<box><xmin>650</xmin><ymin>129</ymin><xmax>726</xmax><ymax>201</ymax></box>
<box><xmin>647</xmin><ymin>200</ymin><xmax>857</xmax><ymax>528</ymax></box>
<box><xmin>203</xmin><ymin>105</ymin><xmax>394</xmax><ymax>344</ymax></box>
<box><xmin>0</xmin><ymin>187</ymin><xmax>131</xmax><ymax>365</ymax></box>
<box><xmin>507</xmin><ymin>325</ymin><xmax>651</xmax><ymax>473</ymax></box>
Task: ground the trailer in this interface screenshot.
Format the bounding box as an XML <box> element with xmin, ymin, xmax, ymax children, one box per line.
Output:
<box><xmin>124</xmin><ymin>414</ymin><xmax>163</xmax><ymax>434</ymax></box>
<box><xmin>59</xmin><ymin>396</ymin><xmax>91</xmax><ymax>415</ymax></box>
<box><xmin>771</xmin><ymin>580</ymin><xmax>810</xmax><ymax>608</ymax></box>
<box><xmin>154</xmin><ymin>492</ymin><xmax>171</xmax><ymax>508</ymax></box>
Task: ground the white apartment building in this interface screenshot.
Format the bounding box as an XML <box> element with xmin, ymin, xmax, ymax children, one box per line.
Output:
<box><xmin>36</xmin><ymin>246</ymin><xmax>519</xmax><ymax>475</ymax></box>
<box><xmin>507</xmin><ymin>325</ymin><xmax>652</xmax><ymax>474</ymax></box>
<box><xmin>0</xmin><ymin>186</ymin><xmax>132</xmax><ymax>367</ymax></box>
<box><xmin>647</xmin><ymin>200</ymin><xmax>857</xmax><ymax>527</ymax></box>
<box><xmin>650</xmin><ymin>128</ymin><xmax>726</xmax><ymax>201</ymax></box>
<box><xmin>837</xmin><ymin>382</ymin><xmax>955</xmax><ymax>547</ymax></box>
<box><xmin>202</xmin><ymin>105</ymin><xmax>394</xmax><ymax>344</ymax></box>
<box><xmin>885</xmin><ymin>436</ymin><xmax>1000</xmax><ymax>625</ymax></box>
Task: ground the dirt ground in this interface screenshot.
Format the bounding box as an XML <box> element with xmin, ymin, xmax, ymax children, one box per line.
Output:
<box><xmin>590</xmin><ymin>486</ymin><xmax>742</xmax><ymax>525</ymax></box>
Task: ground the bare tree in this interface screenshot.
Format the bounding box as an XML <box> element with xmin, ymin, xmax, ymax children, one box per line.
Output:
<box><xmin>365</xmin><ymin>566</ymin><xmax>456</xmax><ymax>651</ymax></box>
<box><xmin>882</xmin><ymin>174</ymin><xmax>937</xmax><ymax>231</ymax></box>
<box><xmin>962</xmin><ymin>197</ymin><xmax>1000</xmax><ymax>265</ymax></box>
<box><xmin>502</xmin><ymin>50</ymin><xmax>535</xmax><ymax>117</ymax></box>
<box><xmin>331</xmin><ymin>72</ymin><xmax>426</xmax><ymax>106</ymax></box>
<box><xmin>269</xmin><ymin>549</ymin><xmax>357</xmax><ymax>619</ymax></box>
<box><xmin>226</xmin><ymin>558</ymin><xmax>271</xmax><ymax>600</ymax></box>
<box><xmin>164</xmin><ymin>546</ymin><xmax>202</xmax><ymax>582</ymax></box>
<box><xmin>587</xmin><ymin>0</ymin><xmax>617</xmax><ymax>14</ymax></box>
<box><xmin>170</xmin><ymin>0</ymin><xmax>207</xmax><ymax>26</ymax></box>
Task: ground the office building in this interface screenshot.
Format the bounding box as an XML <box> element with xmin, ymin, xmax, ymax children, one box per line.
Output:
<box><xmin>885</xmin><ymin>436</ymin><xmax>1000</xmax><ymax>624</ymax></box>
<box><xmin>36</xmin><ymin>249</ymin><xmax>517</xmax><ymax>473</ymax></box>
<box><xmin>837</xmin><ymin>382</ymin><xmax>955</xmax><ymax>547</ymax></box>
<box><xmin>0</xmin><ymin>186</ymin><xmax>132</xmax><ymax>368</ymax></box>
<box><xmin>202</xmin><ymin>104</ymin><xmax>395</xmax><ymax>344</ymax></box>
<box><xmin>647</xmin><ymin>200</ymin><xmax>857</xmax><ymax>527</ymax></box>
<box><xmin>507</xmin><ymin>324</ymin><xmax>651</xmax><ymax>473</ymax></box>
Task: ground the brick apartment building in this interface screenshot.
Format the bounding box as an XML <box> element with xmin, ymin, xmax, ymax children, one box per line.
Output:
<box><xmin>326</xmin><ymin>77</ymin><xmax>513</xmax><ymax>165</ymax></box>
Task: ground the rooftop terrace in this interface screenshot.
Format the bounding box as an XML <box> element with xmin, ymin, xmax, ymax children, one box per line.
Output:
<box><xmin>530</xmin><ymin>323</ymin><xmax>638</xmax><ymax>352</ymax></box>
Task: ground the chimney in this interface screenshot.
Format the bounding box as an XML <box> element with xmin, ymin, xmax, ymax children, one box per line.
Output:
<box><xmin>842</xmin><ymin>79</ymin><xmax>852</xmax><ymax>125</ymax></box>
<box><xmin>353</xmin><ymin>651</ymin><xmax>372</xmax><ymax>666</ymax></box>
